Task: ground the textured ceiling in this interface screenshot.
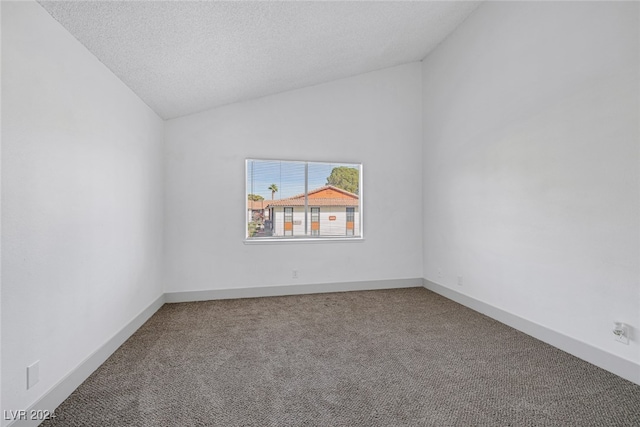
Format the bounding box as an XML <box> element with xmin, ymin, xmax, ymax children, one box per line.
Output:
<box><xmin>38</xmin><ymin>1</ymin><xmax>481</xmax><ymax>120</ymax></box>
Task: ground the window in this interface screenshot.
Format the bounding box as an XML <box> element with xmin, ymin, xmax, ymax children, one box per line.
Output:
<box><xmin>246</xmin><ymin>159</ymin><xmax>362</xmax><ymax>241</ymax></box>
<box><xmin>311</xmin><ymin>207</ymin><xmax>320</xmax><ymax>236</ymax></box>
<box><xmin>346</xmin><ymin>207</ymin><xmax>355</xmax><ymax>236</ymax></box>
<box><xmin>284</xmin><ymin>207</ymin><xmax>293</xmax><ymax>236</ymax></box>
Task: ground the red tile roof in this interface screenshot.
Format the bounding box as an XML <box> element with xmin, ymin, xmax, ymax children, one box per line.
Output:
<box><xmin>264</xmin><ymin>185</ymin><xmax>359</xmax><ymax>207</ymax></box>
<box><xmin>247</xmin><ymin>200</ymin><xmax>269</xmax><ymax>210</ymax></box>
<box><xmin>248</xmin><ymin>186</ymin><xmax>359</xmax><ymax>209</ymax></box>
<box><xmin>266</xmin><ymin>198</ymin><xmax>358</xmax><ymax>207</ymax></box>
<box><xmin>286</xmin><ymin>185</ymin><xmax>358</xmax><ymax>200</ymax></box>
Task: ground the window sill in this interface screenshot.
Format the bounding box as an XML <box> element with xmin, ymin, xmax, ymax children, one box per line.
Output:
<box><xmin>244</xmin><ymin>237</ymin><xmax>364</xmax><ymax>245</ymax></box>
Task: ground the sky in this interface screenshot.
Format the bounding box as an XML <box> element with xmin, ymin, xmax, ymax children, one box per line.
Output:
<box><xmin>247</xmin><ymin>160</ymin><xmax>359</xmax><ymax>199</ymax></box>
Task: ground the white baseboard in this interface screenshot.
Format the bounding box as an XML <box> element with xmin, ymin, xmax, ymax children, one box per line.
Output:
<box><xmin>9</xmin><ymin>294</ymin><xmax>166</xmax><ymax>427</ymax></box>
<box><xmin>422</xmin><ymin>279</ymin><xmax>640</xmax><ymax>386</ymax></box>
<box><xmin>164</xmin><ymin>278</ymin><xmax>424</xmax><ymax>303</ymax></box>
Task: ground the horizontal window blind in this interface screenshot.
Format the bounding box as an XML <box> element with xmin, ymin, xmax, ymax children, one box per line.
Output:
<box><xmin>246</xmin><ymin>159</ymin><xmax>362</xmax><ymax>240</ymax></box>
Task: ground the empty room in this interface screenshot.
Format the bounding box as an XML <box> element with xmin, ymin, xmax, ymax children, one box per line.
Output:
<box><xmin>2</xmin><ymin>0</ymin><xmax>639</xmax><ymax>426</ymax></box>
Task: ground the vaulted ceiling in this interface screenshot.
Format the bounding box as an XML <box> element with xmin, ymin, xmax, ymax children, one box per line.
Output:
<box><xmin>39</xmin><ymin>1</ymin><xmax>481</xmax><ymax>119</ymax></box>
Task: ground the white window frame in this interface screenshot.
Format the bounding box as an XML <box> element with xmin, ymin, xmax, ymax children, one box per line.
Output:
<box><xmin>244</xmin><ymin>159</ymin><xmax>363</xmax><ymax>243</ymax></box>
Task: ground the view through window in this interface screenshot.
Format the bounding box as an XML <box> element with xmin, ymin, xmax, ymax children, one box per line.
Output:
<box><xmin>246</xmin><ymin>159</ymin><xmax>362</xmax><ymax>240</ymax></box>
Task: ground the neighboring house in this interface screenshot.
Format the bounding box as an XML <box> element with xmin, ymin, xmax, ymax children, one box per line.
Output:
<box><xmin>265</xmin><ymin>185</ymin><xmax>360</xmax><ymax>237</ymax></box>
<box><xmin>247</xmin><ymin>199</ymin><xmax>270</xmax><ymax>223</ymax></box>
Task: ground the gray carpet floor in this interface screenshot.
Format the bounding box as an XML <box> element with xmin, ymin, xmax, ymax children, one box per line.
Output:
<box><xmin>42</xmin><ymin>288</ymin><xmax>640</xmax><ymax>426</ymax></box>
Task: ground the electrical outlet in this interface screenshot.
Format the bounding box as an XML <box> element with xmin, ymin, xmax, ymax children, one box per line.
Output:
<box><xmin>292</xmin><ymin>270</ymin><xmax>298</xmax><ymax>279</ymax></box>
<box><xmin>27</xmin><ymin>361</ymin><xmax>39</xmax><ymax>389</ymax></box>
<box><xmin>457</xmin><ymin>276</ymin><xmax>463</xmax><ymax>286</ymax></box>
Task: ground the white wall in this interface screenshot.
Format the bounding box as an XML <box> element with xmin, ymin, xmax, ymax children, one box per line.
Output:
<box><xmin>0</xmin><ymin>1</ymin><xmax>3</xmax><ymax>416</ymax></box>
<box><xmin>164</xmin><ymin>63</ymin><xmax>423</xmax><ymax>292</ymax></box>
<box><xmin>1</xmin><ymin>2</ymin><xmax>164</xmax><ymax>422</ymax></box>
<box><xmin>422</xmin><ymin>2</ymin><xmax>639</xmax><ymax>371</ymax></box>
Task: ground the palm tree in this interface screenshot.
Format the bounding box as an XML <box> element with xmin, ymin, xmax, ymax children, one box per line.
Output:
<box><xmin>268</xmin><ymin>183</ymin><xmax>278</xmax><ymax>200</ymax></box>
